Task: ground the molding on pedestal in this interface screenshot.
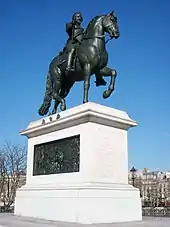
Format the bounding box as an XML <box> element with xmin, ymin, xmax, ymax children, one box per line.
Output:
<box><xmin>20</xmin><ymin>102</ymin><xmax>137</xmax><ymax>138</ymax></box>
<box><xmin>16</xmin><ymin>182</ymin><xmax>139</xmax><ymax>192</ymax></box>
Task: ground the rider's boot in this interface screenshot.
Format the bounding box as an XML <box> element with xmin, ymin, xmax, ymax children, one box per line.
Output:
<box><xmin>95</xmin><ymin>75</ymin><xmax>107</xmax><ymax>87</ymax></box>
<box><xmin>66</xmin><ymin>49</ymin><xmax>75</xmax><ymax>76</ymax></box>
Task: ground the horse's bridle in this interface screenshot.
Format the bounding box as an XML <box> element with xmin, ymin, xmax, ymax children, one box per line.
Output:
<box><xmin>84</xmin><ymin>34</ymin><xmax>112</xmax><ymax>44</ymax></box>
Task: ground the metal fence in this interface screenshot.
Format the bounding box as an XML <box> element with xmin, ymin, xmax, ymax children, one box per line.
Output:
<box><xmin>1</xmin><ymin>205</ymin><xmax>170</xmax><ymax>217</ymax></box>
<box><xmin>0</xmin><ymin>206</ymin><xmax>14</xmax><ymax>213</ymax></box>
<box><xmin>142</xmin><ymin>208</ymin><xmax>170</xmax><ymax>217</ymax></box>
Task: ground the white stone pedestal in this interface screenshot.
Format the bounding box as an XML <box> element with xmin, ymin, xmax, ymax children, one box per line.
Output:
<box><xmin>14</xmin><ymin>102</ymin><xmax>142</xmax><ymax>224</ymax></box>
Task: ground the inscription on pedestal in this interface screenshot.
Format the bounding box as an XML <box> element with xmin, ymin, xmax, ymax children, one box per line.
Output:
<box><xmin>33</xmin><ymin>135</ymin><xmax>80</xmax><ymax>176</ymax></box>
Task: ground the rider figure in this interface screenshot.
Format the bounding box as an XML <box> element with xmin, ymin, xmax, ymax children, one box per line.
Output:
<box><xmin>65</xmin><ymin>12</ymin><xmax>84</xmax><ymax>75</ymax></box>
<box><xmin>65</xmin><ymin>12</ymin><xmax>107</xmax><ymax>86</ymax></box>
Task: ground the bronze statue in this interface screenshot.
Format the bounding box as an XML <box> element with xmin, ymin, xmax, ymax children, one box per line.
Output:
<box><xmin>38</xmin><ymin>11</ymin><xmax>120</xmax><ymax>116</ymax></box>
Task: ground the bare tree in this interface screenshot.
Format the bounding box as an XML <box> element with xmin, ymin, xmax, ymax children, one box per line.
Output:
<box><xmin>0</xmin><ymin>153</ymin><xmax>5</xmax><ymax>206</ymax></box>
<box><xmin>0</xmin><ymin>142</ymin><xmax>27</xmax><ymax>210</ymax></box>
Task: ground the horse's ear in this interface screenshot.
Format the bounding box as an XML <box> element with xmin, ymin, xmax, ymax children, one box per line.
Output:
<box><xmin>109</xmin><ymin>11</ymin><xmax>118</xmax><ymax>21</ymax></box>
<box><xmin>107</xmin><ymin>10</ymin><xmax>114</xmax><ymax>16</ymax></box>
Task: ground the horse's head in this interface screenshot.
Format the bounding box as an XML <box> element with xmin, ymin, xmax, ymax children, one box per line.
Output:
<box><xmin>102</xmin><ymin>11</ymin><xmax>120</xmax><ymax>39</ymax></box>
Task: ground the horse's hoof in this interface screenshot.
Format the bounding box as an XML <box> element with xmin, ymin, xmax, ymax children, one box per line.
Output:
<box><xmin>52</xmin><ymin>110</ymin><xmax>56</xmax><ymax>115</ymax></box>
<box><xmin>60</xmin><ymin>103</ymin><xmax>66</xmax><ymax>111</ymax></box>
<box><xmin>103</xmin><ymin>90</ymin><xmax>112</xmax><ymax>99</ymax></box>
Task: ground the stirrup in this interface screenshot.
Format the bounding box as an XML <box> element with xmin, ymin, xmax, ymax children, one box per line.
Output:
<box><xmin>66</xmin><ymin>67</ymin><xmax>75</xmax><ymax>72</ymax></box>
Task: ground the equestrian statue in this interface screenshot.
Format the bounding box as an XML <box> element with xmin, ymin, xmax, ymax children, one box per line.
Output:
<box><xmin>38</xmin><ymin>11</ymin><xmax>120</xmax><ymax>116</ymax></box>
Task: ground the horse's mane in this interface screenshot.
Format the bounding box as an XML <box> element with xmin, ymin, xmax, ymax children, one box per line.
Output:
<box><xmin>85</xmin><ymin>15</ymin><xmax>104</xmax><ymax>33</ymax></box>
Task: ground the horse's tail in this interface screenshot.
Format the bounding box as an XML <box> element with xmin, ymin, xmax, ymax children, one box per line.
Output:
<box><xmin>38</xmin><ymin>72</ymin><xmax>53</xmax><ymax>116</ymax></box>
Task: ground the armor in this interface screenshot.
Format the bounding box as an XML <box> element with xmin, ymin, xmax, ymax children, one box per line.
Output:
<box><xmin>71</xmin><ymin>24</ymin><xmax>84</xmax><ymax>43</ymax></box>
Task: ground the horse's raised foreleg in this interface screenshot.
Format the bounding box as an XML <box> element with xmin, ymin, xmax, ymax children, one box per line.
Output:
<box><xmin>96</xmin><ymin>67</ymin><xmax>117</xmax><ymax>99</ymax></box>
<box><xmin>83</xmin><ymin>63</ymin><xmax>91</xmax><ymax>103</ymax></box>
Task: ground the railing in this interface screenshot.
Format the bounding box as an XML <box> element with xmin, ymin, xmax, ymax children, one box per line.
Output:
<box><xmin>142</xmin><ymin>207</ymin><xmax>170</xmax><ymax>217</ymax></box>
<box><xmin>0</xmin><ymin>206</ymin><xmax>14</xmax><ymax>213</ymax></box>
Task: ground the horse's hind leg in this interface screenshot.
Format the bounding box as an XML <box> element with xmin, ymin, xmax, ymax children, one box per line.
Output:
<box><xmin>50</xmin><ymin>67</ymin><xmax>66</xmax><ymax>111</ymax></box>
<box><xmin>52</xmin><ymin>89</ymin><xmax>66</xmax><ymax>115</ymax></box>
<box><xmin>96</xmin><ymin>67</ymin><xmax>117</xmax><ymax>99</ymax></box>
<box><xmin>52</xmin><ymin>97</ymin><xmax>62</xmax><ymax>115</ymax></box>
<box><xmin>52</xmin><ymin>80</ymin><xmax>75</xmax><ymax>114</ymax></box>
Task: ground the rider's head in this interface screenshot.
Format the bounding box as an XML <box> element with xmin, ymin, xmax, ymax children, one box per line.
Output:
<box><xmin>72</xmin><ymin>12</ymin><xmax>83</xmax><ymax>25</ymax></box>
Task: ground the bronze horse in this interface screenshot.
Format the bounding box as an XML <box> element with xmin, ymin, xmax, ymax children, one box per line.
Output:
<box><xmin>38</xmin><ymin>11</ymin><xmax>120</xmax><ymax>116</ymax></box>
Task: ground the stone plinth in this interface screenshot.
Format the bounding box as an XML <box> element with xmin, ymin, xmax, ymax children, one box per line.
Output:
<box><xmin>14</xmin><ymin>102</ymin><xmax>142</xmax><ymax>224</ymax></box>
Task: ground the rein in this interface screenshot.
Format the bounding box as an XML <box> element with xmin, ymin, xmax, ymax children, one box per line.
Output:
<box><xmin>84</xmin><ymin>34</ymin><xmax>112</xmax><ymax>44</ymax></box>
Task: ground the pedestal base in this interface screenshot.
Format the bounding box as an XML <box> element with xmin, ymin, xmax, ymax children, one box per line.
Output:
<box><xmin>15</xmin><ymin>103</ymin><xmax>142</xmax><ymax>224</ymax></box>
<box><xmin>15</xmin><ymin>182</ymin><xmax>142</xmax><ymax>224</ymax></box>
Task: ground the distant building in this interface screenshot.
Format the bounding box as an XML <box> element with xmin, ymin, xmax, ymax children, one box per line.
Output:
<box><xmin>128</xmin><ymin>168</ymin><xmax>170</xmax><ymax>207</ymax></box>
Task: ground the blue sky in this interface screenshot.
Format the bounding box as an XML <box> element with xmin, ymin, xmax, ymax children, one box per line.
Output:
<box><xmin>1</xmin><ymin>0</ymin><xmax>170</xmax><ymax>171</ymax></box>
